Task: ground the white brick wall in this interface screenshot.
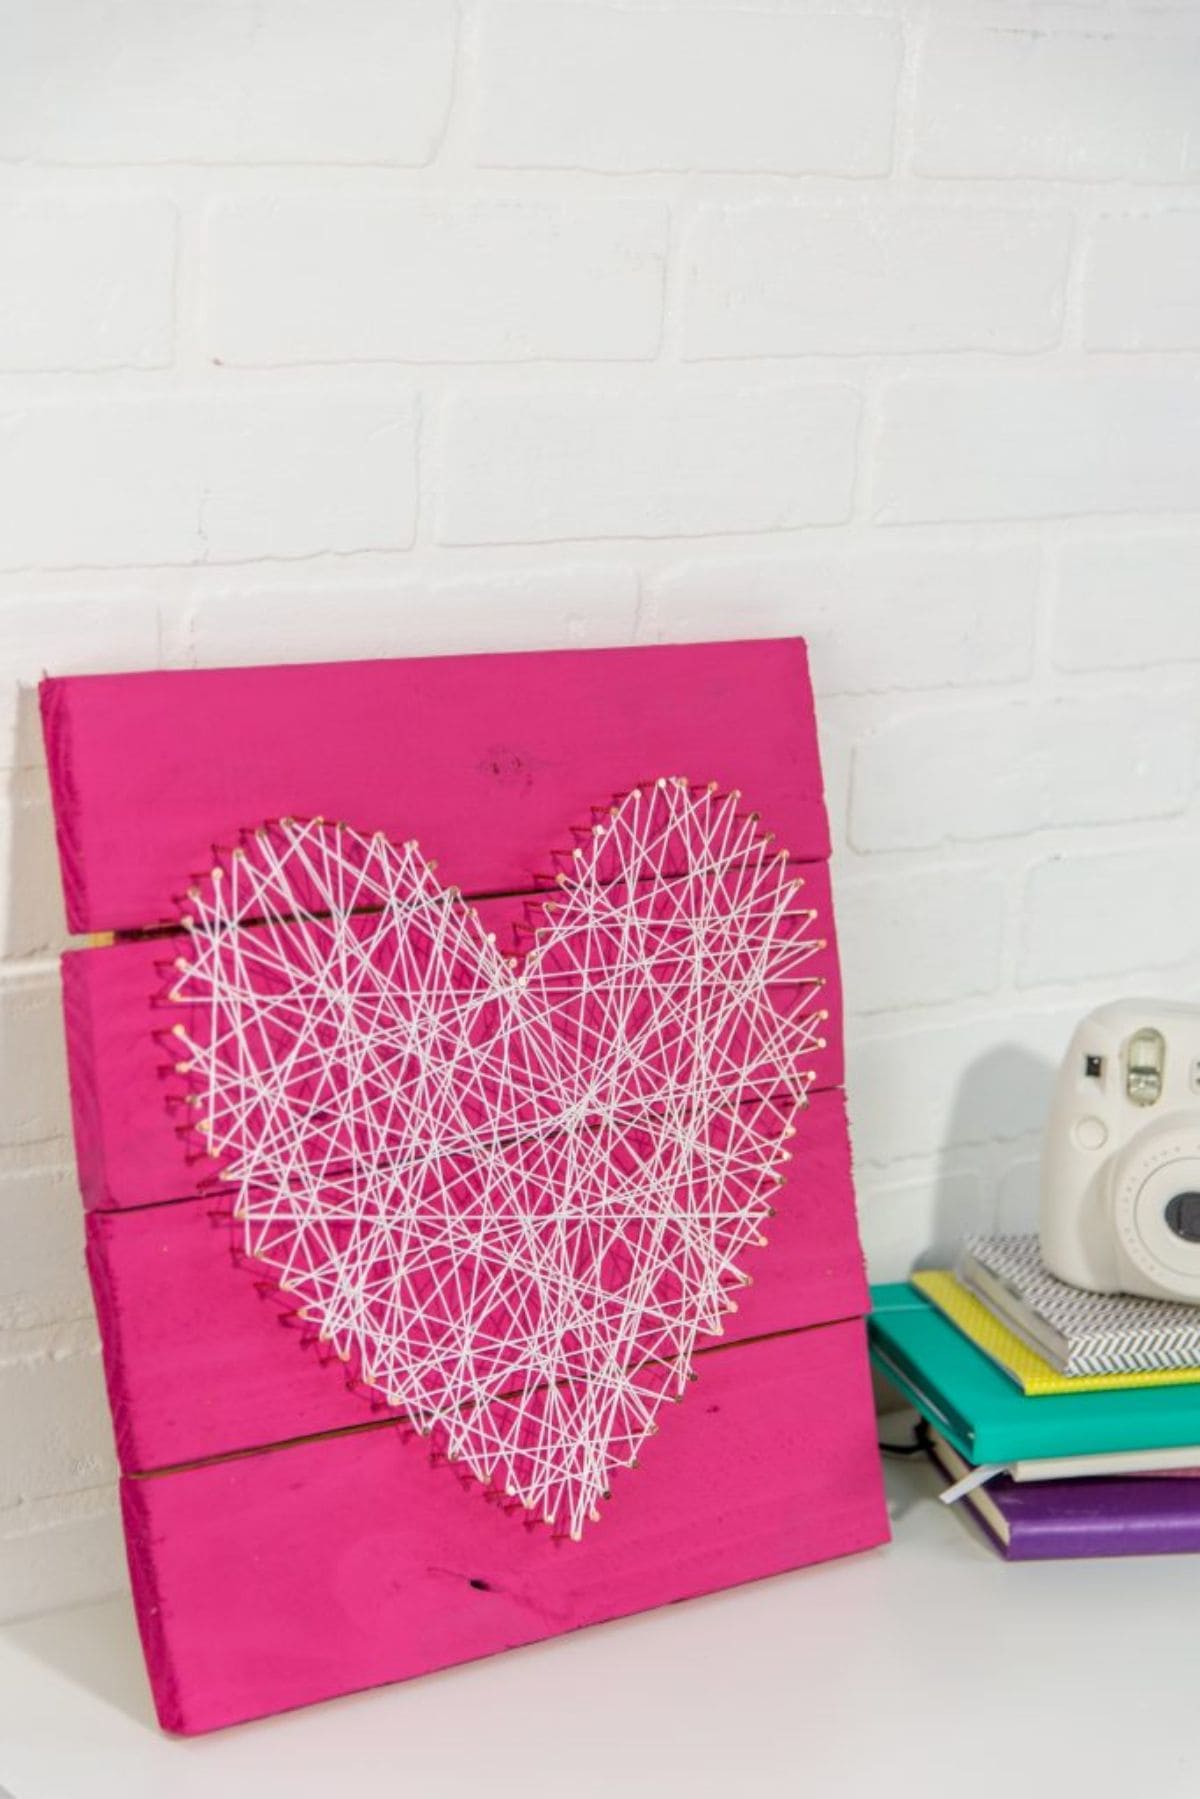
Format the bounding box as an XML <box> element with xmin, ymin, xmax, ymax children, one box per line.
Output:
<box><xmin>850</xmin><ymin>690</ymin><xmax>1199</xmax><ymax>849</ymax></box>
<box><xmin>1082</xmin><ymin>211</ymin><xmax>1200</xmax><ymax>350</ymax></box>
<box><xmin>1055</xmin><ymin>538</ymin><xmax>1200</xmax><ymax>670</ymax></box>
<box><xmin>473</xmin><ymin>6</ymin><xmax>903</xmax><ymax>174</ymax></box>
<box><xmin>645</xmin><ymin>542</ymin><xmax>1040</xmax><ymax>693</ymax></box>
<box><xmin>872</xmin><ymin>371</ymin><xmax>1200</xmax><ymax>521</ymax></box>
<box><xmin>205</xmin><ymin>199</ymin><xmax>670</xmax><ymax>365</ymax></box>
<box><xmin>912</xmin><ymin>21</ymin><xmax>1200</xmax><ymax>182</ymax></box>
<box><xmin>2</xmin><ymin>0</ymin><xmax>1200</xmax><ymax>1621</ymax></box>
<box><xmin>0</xmin><ymin>197</ymin><xmax>176</xmax><ymax>370</ymax></box>
<box><xmin>0</xmin><ymin>1</ymin><xmax>458</xmax><ymax>165</ymax></box>
<box><xmin>1018</xmin><ymin>840</ymin><xmax>1200</xmax><ymax>988</ymax></box>
<box><xmin>435</xmin><ymin>380</ymin><xmax>862</xmax><ymax>542</ymax></box>
<box><xmin>0</xmin><ymin>395</ymin><xmax>419</xmax><ymax>567</ymax></box>
<box><xmin>682</xmin><ymin>205</ymin><xmax>1073</xmax><ymax>358</ymax></box>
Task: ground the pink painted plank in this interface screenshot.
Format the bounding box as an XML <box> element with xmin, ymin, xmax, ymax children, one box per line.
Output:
<box><xmin>41</xmin><ymin>638</ymin><xmax>829</xmax><ymax>936</ymax></box>
<box><xmin>89</xmin><ymin>1086</ymin><xmax>866</xmax><ymax>1475</ymax></box>
<box><xmin>122</xmin><ymin>1318</ymin><xmax>888</xmax><ymax>1734</ymax></box>
<box><xmin>43</xmin><ymin>637</ymin><xmax>885</xmax><ymax>1736</ymax></box>
<box><xmin>62</xmin><ymin>864</ymin><xmax>844</xmax><ymax>1212</ymax></box>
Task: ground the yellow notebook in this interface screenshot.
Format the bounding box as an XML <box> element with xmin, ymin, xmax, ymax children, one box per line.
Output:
<box><xmin>912</xmin><ymin>1270</ymin><xmax>1200</xmax><ymax>1396</ymax></box>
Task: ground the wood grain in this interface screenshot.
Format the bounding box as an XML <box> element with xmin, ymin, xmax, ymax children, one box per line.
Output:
<box><xmin>41</xmin><ymin>637</ymin><xmax>829</xmax><ymax>936</ymax></box>
<box><xmin>89</xmin><ymin>1085</ymin><xmax>867</xmax><ymax>1475</ymax></box>
<box><xmin>63</xmin><ymin>863</ymin><xmax>843</xmax><ymax>1212</ymax></box>
<box><xmin>40</xmin><ymin>636</ymin><xmax>887</xmax><ymax>1733</ymax></box>
<box><xmin>122</xmin><ymin>1317</ymin><xmax>889</xmax><ymax>1735</ymax></box>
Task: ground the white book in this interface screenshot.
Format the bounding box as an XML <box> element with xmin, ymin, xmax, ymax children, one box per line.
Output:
<box><xmin>922</xmin><ymin>1426</ymin><xmax>1200</xmax><ymax>1500</ymax></box>
<box><xmin>1004</xmin><ymin>1442</ymin><xmax>1200</xmax><ymax>1483</ymax></box>
<box><xmin>959</xmin><ymin>1233</ymin><xmax>1200</xmax><ymax>1378</ymax></box>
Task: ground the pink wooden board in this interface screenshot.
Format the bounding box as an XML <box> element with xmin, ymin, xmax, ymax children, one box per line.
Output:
<box><xmin>62</xmin><ymin>865</ymin><xmax>843</xmax><ymax>1212</ymax></box>
<box><xmin>90</xmin><ymin>1085</ymin><xmax>866</xmax><ymax>1474</ymax></box>
<box><xmin>40</xmin><ymin>637</ymin><xmax>829</xmax><ymax>936</ymax></box>
<box><xmin>122</xmin><ymin>1319</ymin><xmax>888</xmax><ymax>1735</ymax></box>
<box><xmin>40</xmin><ymin>637</ymin><xmax>887</xmax><ymax>1732</ymax></box>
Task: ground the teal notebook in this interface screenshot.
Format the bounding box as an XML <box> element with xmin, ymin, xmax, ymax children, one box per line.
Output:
<box><xmin>868</xmin><ymin>1282</ymin><xmax>1200</xmax><ymax>1464</ymax></box>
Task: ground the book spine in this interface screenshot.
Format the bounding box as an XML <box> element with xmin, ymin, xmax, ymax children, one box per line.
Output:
<box><xmin>959</xmin><ymin>1258</ymin><xmax>1069</xmax><ymax>1373</ymax></box>
<box><xmin>966</xmin><ymin>1254</ymin><xmax>1200</xmax><ymax>1378</ymax></box>
<box><xmin>865</xmin><ymin>1333</ymin><xmax>977</xmax><ymax>1463</ymax></box>
<box><xmin>1070</xmin><ymin>1335</ymin><xmax>1200</xmax><ymax>1378</ymax></box>
<box><xmin>1007</xmin><ymin>1511</ymin><xmax>1200</xmax><ymax>1560</ymax></box>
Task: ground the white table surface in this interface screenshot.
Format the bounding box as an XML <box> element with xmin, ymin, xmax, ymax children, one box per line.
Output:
<box><xmin>2</xmin><ymin>1452</ymin><xmax>1198</xmax><ymax>1799</ymax></box>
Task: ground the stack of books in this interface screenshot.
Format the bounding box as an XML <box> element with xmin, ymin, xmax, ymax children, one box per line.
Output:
<box><xmin>868</xmin><ymin>1234</ymin><xmax>1200</xmax><ymax>1561</ymax></box>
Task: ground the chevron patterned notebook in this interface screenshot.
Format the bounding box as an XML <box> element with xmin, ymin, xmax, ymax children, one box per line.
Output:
<box><xmin>914</xmin><ymin>1270</ymin><xmax>1200</xmax><ymax>1396</ymax></box>
<box><xmin>960</xmin><ymin>1235</ymin><xmax>1200</xmax><ymax>1378</ymax></box>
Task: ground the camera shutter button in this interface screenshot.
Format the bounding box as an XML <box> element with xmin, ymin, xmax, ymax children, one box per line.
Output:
<box><xmin>1074</xmin><ymin>1116</ymin><xmax>1108</xmax><ymax>1151</ymax></box>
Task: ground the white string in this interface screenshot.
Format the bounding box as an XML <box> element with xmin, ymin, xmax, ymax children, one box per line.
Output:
<box><xmin>170</xmin><ymin>777</ymin><xmax>826</xmax><ymax>1540</ymax></box>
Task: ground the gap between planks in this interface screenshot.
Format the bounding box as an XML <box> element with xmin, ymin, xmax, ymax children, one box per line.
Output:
<box><xmin>79</xmin><ymin>855</ymin><xmax>819</xmax><ymax>949</ymax></box>
<box><xmin>123</xmin><ymin>1309</ymin><xmax>869</xmax><ymax>1483</ymax></box>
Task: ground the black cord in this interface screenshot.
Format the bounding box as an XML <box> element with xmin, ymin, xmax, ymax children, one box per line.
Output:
<box><xmin>877</xmin><ymin>1417</ymin><xmax>931</xmax><ymax>1458</ymax></box>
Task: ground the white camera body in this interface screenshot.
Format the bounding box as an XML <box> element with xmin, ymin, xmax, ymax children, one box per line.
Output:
<box><xmin>1041</xmin><ymin>999</ymin><xmax>1200</xmax><ymax>1304</ymax></box>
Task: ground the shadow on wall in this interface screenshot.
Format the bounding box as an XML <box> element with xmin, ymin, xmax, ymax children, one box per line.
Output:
<box><xmin>857</xmin><ymin>1039</ymin><xmax>1059</xmax><ymax>1287</ymax></box>
<box><xmin>852</xmin><ymin>1029</ymin><xmax>1057</xmax><ymax>1295</ymax></box>
<box><xmin>0</xmin><ymin>687</ymin><xmax>123</xmax><ymax>1622</ymax></box>
<box><xmin>2</xmin><ymin>689</ymin><xmax>75</xmax><ymax>1162</ymax></box>
<box><xmin>919</xmin><ymin>1042</ymin><xmax>1056</xmax><ymax>1269</ymax></box>
<box><xmin>4</xmin><ymin>685</ymin><xmax>67</xmax><ymax>963</ymax></box>
<box><xmin>871</xmin><ymin>1042</ymin><xmax>1056</xmax><ymax>1423</ymax></box>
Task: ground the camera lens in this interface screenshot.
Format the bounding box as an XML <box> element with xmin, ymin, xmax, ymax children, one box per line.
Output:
<box><xmin>1164</xmin><ymin>1192</ymin><xmax>1200</xmax><ymax>1245</ymax></box>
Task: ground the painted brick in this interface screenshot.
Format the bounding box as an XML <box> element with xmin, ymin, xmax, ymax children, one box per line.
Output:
<box><xmin>0</xmin><ymin>198</ymin><xmax>175</xmax><ymax>370</ymax></box>
<box><xmin>474</xmin><ymin>3</ymin><xmax>901</xmax><ymax>173</ymax></box>
<box><xmin>436</xmin><ymin>382</ymin><xmax>861</xmax><ymax>544</ymax></box>
<box><xmin>1055</xmin><ymin>537</ymin><xmax>1200</xmax><ymax>672</ymax></box>
<box><xmin>872</xmin><ymin>373</ymin><xmax>1200</xmax><ymax>523</ymax></box>
<box><xmin>0</xmin><ymin>589</ymin><xmax>161</xmax><ymax>768</ymax></box>
<box><xmin>206</xmin><ymin>198</ymin><xmax>667</xmax><ymax>365</ymax></box>
<box><xmin>181</xmin><ymin>565</ymin><xmax>641</xmax><ymax>667</ymax></box>
<box><xmin>0</xmin><ymin>1163</ymin><xmax>89</xmax><ymax>1329</ymax></box>
<box><xmin>1083</xmin><ymin>212</ymin><xmax>1200</xmax><ymax>350</ymax></box>
<box><xmin>0</xmin><ymin>1336</ymin><xmax>114</xmax><ymax>1509</ymax></box>
<box><xmin>994</xmin><ymin>1155</ymin><xmax>1041</xmax><ymax>1238</ymax></box>
<box><xmin>645</xmin><ymin>543</ymin><xmax>1039</xmax><ymax>695</ymax></box>
<box><xmin>857</xmin><ymin>1171</ymin><xmax>985</xmax><ymax>1284</ymax></box>
<box><xmin>913</xmin><ymin>24</ymin><xmax>1200</xmax><ymax>181</ymax></box>
<box><xmin>814</xmin><ymin>709</ymin><xmax>853</xmax><ymax>855</ymax></box>
<box><xmin>0</xmin><ymin>971</ymin><xmax>73</xmax><ymax>1151</ymax></box>
<box><xmin>850</xmin><ymin>690</ymin><xmax>1199</xmax><ymax>852</ymax></box>
<box><xmin>0</xmin><ymin>0</ymin><xmax>457</xmax><ymax>165</ymax></box>
<box><xmin>0</xmin><ymin>770</ymin><xmax>65</xmax><ymax>960</ymax></box>
<box><xmin>1019</xmin><ymin>841</ymin><xmax>1200</xmax><ymax>986</ymax></box>
<box><xmin>0</xmin><ymin>1488</ymin><xmax>124</xmax><ymax>1622</ymax></box>
<box><xmin>683</xmin><ymin>205</ymin><xmax>1071</xmax><ymax>358</ymax></box>
<box><xmin>836</xmin><ymin>864</ymin><xmax>1007</xmax><ymax>1014</ymax></box>
<box><xmin>848</xmin><ymin>1007</ymin><xmax>1082</xmax><ymax>1167</ymax></box>
<box><xmin>0</xmin><ymin>396</ymin><xmax>417</xmax><ymax>569</ymax></box>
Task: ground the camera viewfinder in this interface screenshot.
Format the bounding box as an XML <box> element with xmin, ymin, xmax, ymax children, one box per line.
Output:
<box><xmin>1127</xmin><ymin>1027</ymin><xmax>1166</xmax><ymax>1107</ymax></box>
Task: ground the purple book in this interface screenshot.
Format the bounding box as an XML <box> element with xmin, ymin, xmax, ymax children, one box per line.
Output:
<box><xmin>928</xmin><ymin>1433</ymin><xmax>1200</xmax><ymax>1561</ymax></box>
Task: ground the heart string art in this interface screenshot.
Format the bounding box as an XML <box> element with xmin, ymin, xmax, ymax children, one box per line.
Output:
<box><xmin>167</xmin><ymin>777</ymin><xmax>827</xmax><ymax>1540</ymax></box>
